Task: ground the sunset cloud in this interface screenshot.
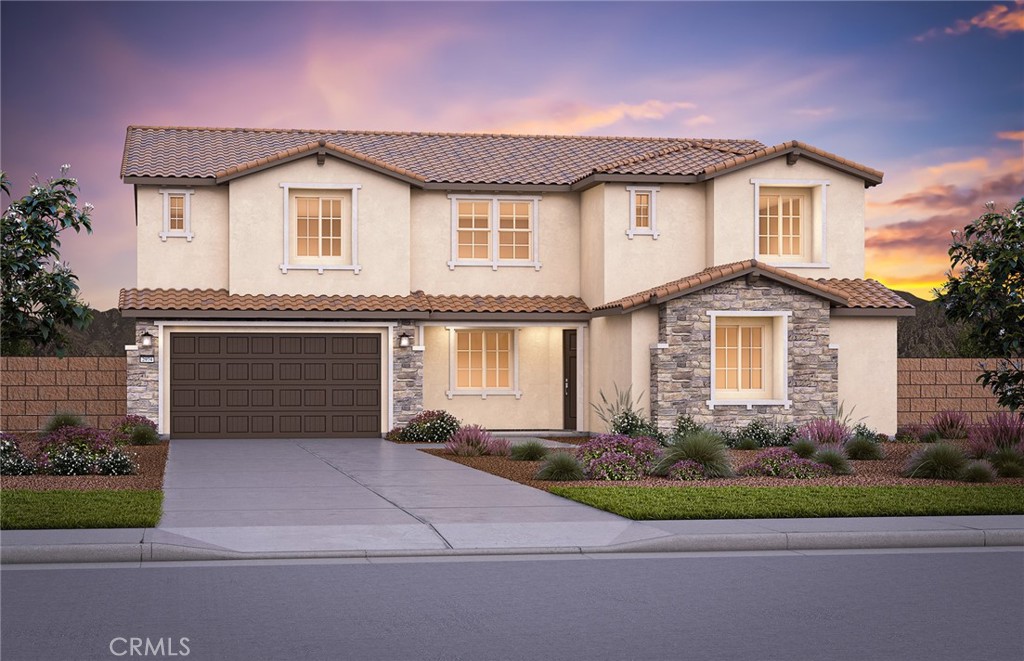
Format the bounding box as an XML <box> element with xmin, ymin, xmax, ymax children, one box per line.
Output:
<box><xmin>497</xmin><ymin>99</ymin><xmax>697</xmax><ymax>135</ymax></box>
<box><xmin>997</xmin><ymin>129</ymin><xmax>1024</xmax><ymax>141</ymax></box>
<box><xmin>914</xmin><ymin>1</ymin><xmax>1024</xmax><ymax>41</ymax></box>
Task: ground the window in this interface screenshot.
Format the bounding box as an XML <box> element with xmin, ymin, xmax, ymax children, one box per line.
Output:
<box><xmin>447</xmin><ymin>328</ymin><xmax>522</xmax><ymax>398</ymax></box>
<box><xmin>626</xmin><ymin>186</ymin><xmax>659</xmax><ymax>239</ymax></box>
<box><xmin>279</xmin><ymin>183</ymin><xmax>361</xmax><ymax>274</ymax></box>
<box><xmin>160</xmin><ymin>189</ymin><xmax>193</xmax><ymax>241</ymax></box>
<box><xmin>707</xmin><ymin>311</ymin><xmax>792</xmax><ymax>408</ymax></box>
<box><xmin>751</xmin><ymin>179</ymin><xmax>829</xmax><ymax>266</ymax></box>
<box><xmin>448</xmin><ymin>195</ymin><xmax>541</xmax><ymax>270</ymax></box>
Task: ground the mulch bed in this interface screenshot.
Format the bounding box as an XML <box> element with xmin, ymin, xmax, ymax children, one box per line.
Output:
<box><xmin>423</xmin><ymin>441</ymin><xmax>1024</xmax><ymax>491</ymax></box>
<box><xmin>1</xmin><ymin>442</ymin><xmax>169</xmax><ymax>492</ymax></box>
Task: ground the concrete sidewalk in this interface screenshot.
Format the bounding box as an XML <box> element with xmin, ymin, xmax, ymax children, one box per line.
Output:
<box><xmin>1</xmin><ymin>437</ymin><xmax>1022</xmax><ymax>563</ymax></box>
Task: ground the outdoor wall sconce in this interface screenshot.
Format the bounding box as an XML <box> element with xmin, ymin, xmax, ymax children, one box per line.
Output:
<box><xmin>398</xmin><ymin>332</ymin><xmax>411</xmax><ymax>348</ymax></box>
<box><xmin>140</xmin><ymin>331</ymin><xmax>154</xmax><ymax>348</ymax></box>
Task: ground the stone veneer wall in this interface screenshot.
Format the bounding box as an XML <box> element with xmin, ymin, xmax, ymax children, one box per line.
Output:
<box><xmin>126</xmin><ymin>321</ymin><xmax>160</xmax><ymax>428</ymax></box>
<box><xmin>650</xmin><ymin>278</ymin><xmax>838</xmax><ymax>432</ymax></box>
<box><xmin>1</xmin><ymin>357</ymin><xmax>127</xmax><ymax>432</ymax></box>
<box><xmin>392</xmin><ymin>323</ymin><xmax>424</xmax><ymax>428</ymax></box>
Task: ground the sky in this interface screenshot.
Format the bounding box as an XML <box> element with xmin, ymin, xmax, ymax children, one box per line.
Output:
<box><xmin>1</xmin><ymin>1</ymin><xmax>1022</xmax><ymax>309</ymax></box>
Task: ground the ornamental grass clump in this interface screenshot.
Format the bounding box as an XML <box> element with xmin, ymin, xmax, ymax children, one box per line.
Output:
<box><xmin>510</xmin><ymin>440</ymin><xmax>549</xmax><ymax>461</ymax></box>
<box><xmin>812</xmin><ymin>445</ymin><xmax>852</xmax><ymax>476</ymax></box>
<box><xmin>577</xmin><ymin>435</ymin><xmax>661</xmax><ymax>480</ymax></box>
<box><xmin>930</xmin><ymin>411</ymin><xmax>971</xmax><ymax>440</ymax></box>
<box><xmin>790</xmin><ymin>437</ymin><xmax>818</xmax><ymax>459</ymax></box>
<box><xmin>969</xmin><ymin>412</ymin><xmax>1024</xmax><ymax>451</ymax></box>
<box><xmin>844</xmin><ymin>435</ymin><xmax>885</xmax><ymax>461</ymax></box>
<box><xmin>666</xmin><ymin>459</ymin><xmax>706</xmax><ymax>481</ymax></box>
<box><xmin>903</xmin><ymin>443</ymin><xmax>968</xmax><ymax>480</ymax></box>
<box><xmin>392</xmin><ymin>410</ymin><xmax>461</xmax><ymax>443</ymax></box>
<box><xmin>960</xmin><ymin>460</ymin><xmax>996</xmax><ymax>483</ymax></box>
<box><xmin>0</xmin><ymin>433</ymin><xmax>37</xmax><ymax>476</ymax></box>
<box><xmin>657</xmin><ymin>430</ymin><xmax>733</xmax><ymax>478</ymax></box>
<box><xmin>535</xmin><ymin>452</ymin><xmax>585</xmax><ymax>481</ymax></box>
<box><xmin>987</xmin><ymin>446</ymin><xmax>1024</xmax><ymax>478</ymax></box>
<box><xmin>43</xmin><ymin>412</ymin><xmax>85</xmax><ymax>433</ymax></box>
<box><xmin>445</xmin><ymin>425</ymin><xmax>506</xmax><ymax>457</ymax></box>
<box><xmin>795</xmin><ymin>418</ymin><xmax>851</xmax><ymax>446</ymax></box>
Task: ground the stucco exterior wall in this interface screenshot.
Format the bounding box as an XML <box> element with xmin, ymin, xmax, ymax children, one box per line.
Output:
<box><xmin>408</xmin><ymin>190</ymin><xmax>580</xmax><ymax>296</ymax></box>
<box><xmin>580</xmin><ymin>185</ymin><xmax>606</xmax><ymax>306</ymax></box>
<box><xmin>585</xmin><ymin>312</ymin><xmax>659</xmax><ymax>432</ymax></box>
<box><xmin>599</xmin><ymin>183</ymin><xmax>707</xmax><ymax>304</ymax></box>
<box><xmin>421</xmin><ymin>326</ymin><xmax>565</xmax><ymax>429</ymax></box>
<box><xmin>831</xmin><ymin>316</ymin><xmax>898</xmax><ymax>434</ymax></box>
<box><xmin>136</xmin><ymin>186</ymin><xmax>230</xmax><ymax>290</ymax></box>
<box><xmin>227</xmin><ymin>156</ymin><xmax>412</xmax><ymax>296</ymax></box>
<box><xmin>708</xmin><ymin>158</ymin><xmax>867</xmax><ymax>279</ymax></box>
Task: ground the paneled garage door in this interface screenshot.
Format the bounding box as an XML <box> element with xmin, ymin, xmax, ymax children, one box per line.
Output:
<box><xmin>169</xmin><ymin>333</ymin><xmax>381</xmax><ymax>439</ymax></box>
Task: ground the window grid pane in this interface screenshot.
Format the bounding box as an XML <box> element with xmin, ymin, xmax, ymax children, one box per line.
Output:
<box><xmin>456</xmin><ymin>330</ymin><xmax>512</xmax><ymax>390</ymax></box>
<box><xmin>759</xmin><ymin>193</ymin><xmax>803</xmax><ymax>257</ymax></box>
<box><xmin>169</xmin><ymin>195</ymin><xmax>185</xmax><ymax>231</ymax></box>
<box><xmin>635</xmin><ymin>192</ymin><xmax>650</xmax><ymax>228</ymax></box>
<box><xmin>498</xmin><ymin>201</ymin><xmax>531</xmax><ymax>261</ymax></box>
<box><xmin>458</xmin><ymin>201</ymin><xmax>491</xmax><ymax>260</ymax></box>
<box><xmin>295</xmin><ymin>195</ymin><xmax>345</xmax><ymax>258</ymax></box>
<box><xmin>717</xmin><ymin>324</ymin><xmax>765</xmax><ymax>393</ymax></box>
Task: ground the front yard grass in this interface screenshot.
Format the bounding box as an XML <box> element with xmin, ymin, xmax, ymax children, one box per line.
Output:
<box><xmin>0</xmin><ymin>490</ymin><xmax>163</xmax><ymax>529</ymax></box>
<box><xmin>549</xmin><ymin>485</ymin><xmax>1024</xmax><ymax>520</ymax></box>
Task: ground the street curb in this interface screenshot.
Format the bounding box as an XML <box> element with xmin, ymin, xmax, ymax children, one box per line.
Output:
<box><xmin>2</xmin><ymin>529</ymin><xmax>1021</xmax><ymax>564</ymax></box>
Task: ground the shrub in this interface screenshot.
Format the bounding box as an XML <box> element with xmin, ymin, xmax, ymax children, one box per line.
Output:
<box><xmin>392</xmin><ymin>410</ymin><xmax>460</xmax><ymax>443</ymax></box>
<box><xmin>894</xmin><ymin>425</ymin><xmax>923</xmax><ymax>443</ymax></box>
<box><xmin>510</xmin><ymin>440</ymin><xmax>549</xmax><ymax>461</ymax></box>
<box><xmin>968</xmin><ymin>412</ymin><xmax>1024</xmax><ymax>452</ymax></box>
<box><xmin>844</xmin><ymin>435</ymin><xmax>885</xmax><ymax>461</ymax></box>
<box><xmin>795</xmin><ymin>418</ymin><xmax>851</xmax><ymax>446</ymax></box>
<box><xmin>988</xmin><ymin>446</ymin><xmax>1024</xmax><ymax>478</ymax></box>
<box><xmin>672</xmin><ymin>415</ymin><xmax>703</xmax><ymax>440</ymax></box>
<box><xmin>777</xmin><ymin>424</ymin><xmax>798</xmax><ymax>446</ymax></box>
<box><xmin>790</xmin><ymin>437</ymin><xmax>818</xmax><ymax>459</ymax></box>
<box><xmin>737</xmin><ymin>419</ymin><xmax>775</xmax><ymax>448</ymax></box>
<box><xmin>738</xmin><ymin>447</ymin><xmax>800</xmax><ymax>477</ymax></box>
<box><xmin>95</xmin><ymin>448</ymin><xmax>138</xmax><ymax>476</ymax></box>
<box><xmin>0</xmin><ymin>433</ymin><xmax>36</xmax><ymax>476</ymax></box>
<box><xmin>488</xmin><ymin>437</ymin><xmax>511</xmax><ymax>457</ymax></box>
<box><xmin>47</xmin><ymin>446</ymin><xmax>98</xmax><ymax>476</ymax></box>
<box><xmin>611</xmin><ymin>409</ymin><xmax>664</xmax><ymax>443</ymax></box>
<box><xmin>778</xmin><ymin>458</ymin><xmax>833</xmax><ymax>479</ymax></box>
<box><xmin>39</xmin><ymin>426</ymin><xmax>115</xmax><ymax>457</ymax></box>
<box><xmin>590</xmin><ymin>384</ymin><xmax>643</xmax><ymax>431</ymax></box>
<box><xmin>813</xmin><ymin>446</ymin><xmax>852</xmax><ymax>476</ymax></box>
<box><xmin>577</xmin><ymin>435</ymin><xmax>660</xmax><ymax>480</ymax></box>
<box><xmin>732</xmin><ymin>436</ymin><xmax>760</xmax><ymax>451</ymax></box>
<box><xmin>667</xmin><ymin>459</ymin><xmax>707</xmax><ymax>481</ymax></box>
<box><xmin>930</xmin><ymin>411</ymin><xmax>970</xmax><ymax>439</ymax></box>
<box><xmin>903</xmin><ymin>443</ymin><xmax>968</xmax><ymax>480</ymax></box>
<box><xmin>109</xmin><ymin>415</ymin><xmax>158</xmax><ymax>445</ymax></box>
<box><xmin>445</xmin><ymin>425</ymin><xmax>506</xmax><ymax>457</ymax></box>
<box><xmin>960</xmin><ymin>460</ymin><xmax>996</xmax><ymax>483</ymax></box>
<box><xmin>919</xmin><ymin>429</ymin><xmax>942</xmax><ymax>443</ymax></box>
<box><xmin>43</xmin><ymin>412</ymin><xmax>85</xmax><ymax>433</ymax></box>
<box><xmin>657</xmin><ymin>430</ymin><xmax>732</xmax><ymax>478</ymax></box>
<box><xmin>535</xmin><ymin>452</ymin><xmax>585</xmax><ymax>481</ymax></box>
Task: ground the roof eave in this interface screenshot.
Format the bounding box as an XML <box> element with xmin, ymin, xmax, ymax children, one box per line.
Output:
<box><xmin>831</xmin><ymin>307</ymin><xmax>916</xmax><ymax>317</ymax></box>
<box><xmin>699</xmin><ymin>147</ymin><xmax>884</xmax><ymax>188</ymax></box>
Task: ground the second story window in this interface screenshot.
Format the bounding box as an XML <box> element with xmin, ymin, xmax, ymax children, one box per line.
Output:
<box><xmin>758</xmin><ymin>190</ymin><xmax>805</xmax><ymax>257</ymax></box>
<box><xmin>751</xmin><ymin>180</ymin><xmax>829</xmax><ymax>266</ymax></box>
<box><xmin>448</xmin><ymin>195</ymin><xmax>541</xmax><ymax>270</ymax></box>
<box><xmin>279</xmin><ymin>183</ymin><xmax>362</xmax><ymax>275</ymax></box>
<box><xmin>296</xmin><ymin>196</ymin><xmax>346</xmax><ymax>259</ymax></box>
<box><xmin>160</xmin><ymin>189</ymin><xmax>194</xmax><ymax>241</ymax></box>
<box><xmin>626</xmin><ymin>186</ymin><xmax>659</xmax><ymax>239</ymax></box>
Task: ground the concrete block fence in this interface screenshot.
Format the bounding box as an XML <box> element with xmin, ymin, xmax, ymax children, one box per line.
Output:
<box><xmin>897</xmin><ymin>358</ymin><xmax>1007</xmax><ymax>427</ymax></box>
<box><xmin>0</xmin><ymin>357</ymin><xmax>127</xmax><ymax>433</ymax></box>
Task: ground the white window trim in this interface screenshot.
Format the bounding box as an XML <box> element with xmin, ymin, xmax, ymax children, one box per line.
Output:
<box><xmin>626</xmin><ymin>186</ymin><xmax>660</xmax><ymax>239</ymax></box>
<box><xmin>445</xmin><ymin>327</ymin><xmax>522</xmax><ymax>399</ymax></box>
<box><xmin>706</xmin><ymin>310</ymin><xmax>792</xmax><ymax>410</ymax></box>
<box><xmin>447</xmin><ymin>194</ymin><xmax>542</xmax><ymax>271</ymax></box>
<box><xmin>160</xmin><ymin>189</ymin><xmax>194</xmax><ymax>242</ymax></box>
<box><xmin>279</xmin><ymin>183</ymin><xmax>362</xmax><ymax>275</ymax></box>
<box><xmin>751</xmin><ymin>178</ymin><xmax>829</xmax><ymax>267</ymax></box>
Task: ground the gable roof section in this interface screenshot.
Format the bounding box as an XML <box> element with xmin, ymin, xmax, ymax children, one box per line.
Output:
<box><xmin>120</xmin><ymin>126</ymin><xmax>885</xmax><ymax>188</ymax></box>
<box><xmin>118</xmin><ymin>288</ymin><xmax>591</xmax><ymax>320</ymax></box>
<box><xmin>701</xmin><ymin>140</ymin><xmax>884</xmax><ymax>186</ymax></box>
<box><xmin>593</xmin><ymin>260</ymin><xmax>913</xmax><ymax>316</ymax></box>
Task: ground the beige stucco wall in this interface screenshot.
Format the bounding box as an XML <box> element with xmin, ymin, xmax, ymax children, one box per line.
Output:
<box><xmin>421</xmin><ymin>325</ymin><xmax>567</xmax><ymax>429</ymax></box>
<box><xmin>708</xmin><ymin>157</ymin><xmax>867</xmax><ymax>279</ymax></box>
<box><xmin>585</xmin><ymin>308</ymin><xmax>658</xmax><ymax>432</ymax></box>
<box><xmin>580</xmin><ymin>185</ymin><xmax>605</xmax><ymax>305</ymax></box>
<box><xmin>136</xmin><ymin>186</ymin><xmax>230</xmax><ymax>290</ymax></box>
<box><xmin>409</xmin><ymin>191</ymin><xmax>580</xmax><ymax>296</ymax></box>
<box><xmin>597</xmin><ymin>184</ymin><xmax>707</xmax><ymax>305</ymax></box>
<box><xmin>830</xmin><ymin>316</ymin><xmax>898</xmax><ymax>434</ymax></box>
<box><xmin>227</xmin><ymin>156</ymin><xmax>411</xmax><ymax>296</ymax></box>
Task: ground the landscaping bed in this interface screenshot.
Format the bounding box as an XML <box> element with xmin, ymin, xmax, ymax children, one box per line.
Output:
<box><xmin>1</xmin><ymin>440</ymin><xmax>168</xmax><ymax>491</ymax></box>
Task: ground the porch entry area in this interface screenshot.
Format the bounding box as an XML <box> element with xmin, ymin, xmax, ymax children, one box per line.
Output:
<box><xmin>419</xmin><ymin>324</ymin><xmax>584</xmax><ymax>431</ymax></box>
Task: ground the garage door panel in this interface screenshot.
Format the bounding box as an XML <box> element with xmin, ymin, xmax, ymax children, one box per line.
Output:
<box><xmin>170</xmin><ymin>333</ymin><xmax>382</xmax><ymax>439</ymax></box>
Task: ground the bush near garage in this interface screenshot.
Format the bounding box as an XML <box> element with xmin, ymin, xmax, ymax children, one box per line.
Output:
<box><xmin>386</xmin><ymin>409</ymin><xmax>461</xmax><ymax>443</ymax></box>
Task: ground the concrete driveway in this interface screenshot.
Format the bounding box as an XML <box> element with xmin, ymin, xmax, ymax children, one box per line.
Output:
<box><xmin>152</xmin><ymin>438</ymin><xmax>666</xmax><ymax>554</ymax></box>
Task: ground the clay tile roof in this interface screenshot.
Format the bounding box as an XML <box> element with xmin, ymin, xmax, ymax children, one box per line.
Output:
<box><xmin>118</xmin><ymin>289</ymin><xmax>589</xmax><ymax>316</ymax></box>
<box><xmin>815</xmin><ymin>278</ymin><xmax>914</xmax><ymax>309</ymax></box>
<box><xmin>121</xmin><ymin>126</ymin><xmax>769</xmax><ymax>185</ymax></box>
<box><xmin>701</xmin><ymin>140</ymin><xmax>884</xmax><ymax>183</ymax></box>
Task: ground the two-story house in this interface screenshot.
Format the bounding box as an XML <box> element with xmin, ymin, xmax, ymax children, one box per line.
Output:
<box><xmin>118</xmin><ymin>127</ymin><xmax>912</xmax><ymax>439</ymax></box>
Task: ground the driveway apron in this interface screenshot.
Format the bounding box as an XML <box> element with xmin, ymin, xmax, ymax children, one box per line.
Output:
<box><xmin>154</xmin><ymin>438</ymin><xmax>666</xmax><ymax>554</ymax></box>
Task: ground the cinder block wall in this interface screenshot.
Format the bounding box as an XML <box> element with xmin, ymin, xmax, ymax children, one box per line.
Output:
<box><xmin>897</xmin><ymin>358</ymin><xmax>1005</xmax><ymax>427</ymax></box>
<box><xmin>0</xmin><ymin>357</ymin><xmax>127</xmax><ymax>433</ymax></box>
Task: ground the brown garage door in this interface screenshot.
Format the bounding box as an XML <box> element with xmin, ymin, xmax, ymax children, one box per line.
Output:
<box><xmin>169</xmin><ymin>333</ymin><xmax>381</xmax><ymax>439</ymax></box>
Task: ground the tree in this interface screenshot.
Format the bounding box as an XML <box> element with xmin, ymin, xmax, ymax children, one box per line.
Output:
<box><xmin>1</xmin><ymin>167</ymin><xmax>94</xmax><ymax>356</ymax></box>
<box><xmin>940</xmin><ymin>198</ymin><xmax>1024</xmax><ymax>415</ymax></box>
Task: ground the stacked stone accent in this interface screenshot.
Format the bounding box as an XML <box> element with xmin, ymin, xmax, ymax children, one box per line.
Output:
<box><xmin>126</xmin><ymin>321</ymin><xmax>160</xmax><ymax>428</ymax></box>
<box><xmin>897</xmin><ymin>358</ymin><xmax>1008</xmax><ymax>426</ymax></box>
<box><xmin>650</xmin><ymin>278</ymin><xmax>838</xmax><ymax>433</ymax></box>
<box><xmin>392</xmin><ymin>323</ymin><xmax>424</xmax><ymax>427</ymax></box>
<box><xmin>0</xmin><ymin>357</ymin><xmax>126</xmax><ymax>432</ymax></box>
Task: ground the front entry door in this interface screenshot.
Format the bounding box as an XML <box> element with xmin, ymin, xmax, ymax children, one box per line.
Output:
<box><xmin>562</xmin><ymin>329</ymin><xmax>577</xmax><ymax>430</ymax></box>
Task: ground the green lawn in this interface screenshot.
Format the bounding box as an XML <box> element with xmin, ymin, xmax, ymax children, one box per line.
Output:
<box><xmin>549</xmin><ymin>485</ymin><xmax>1024</xmax><ymax>520</ymax></box>
<box><xmin>0</xmin><ymin>490</ymin><xmax>163</xmax><ymax>529</ymax></box>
